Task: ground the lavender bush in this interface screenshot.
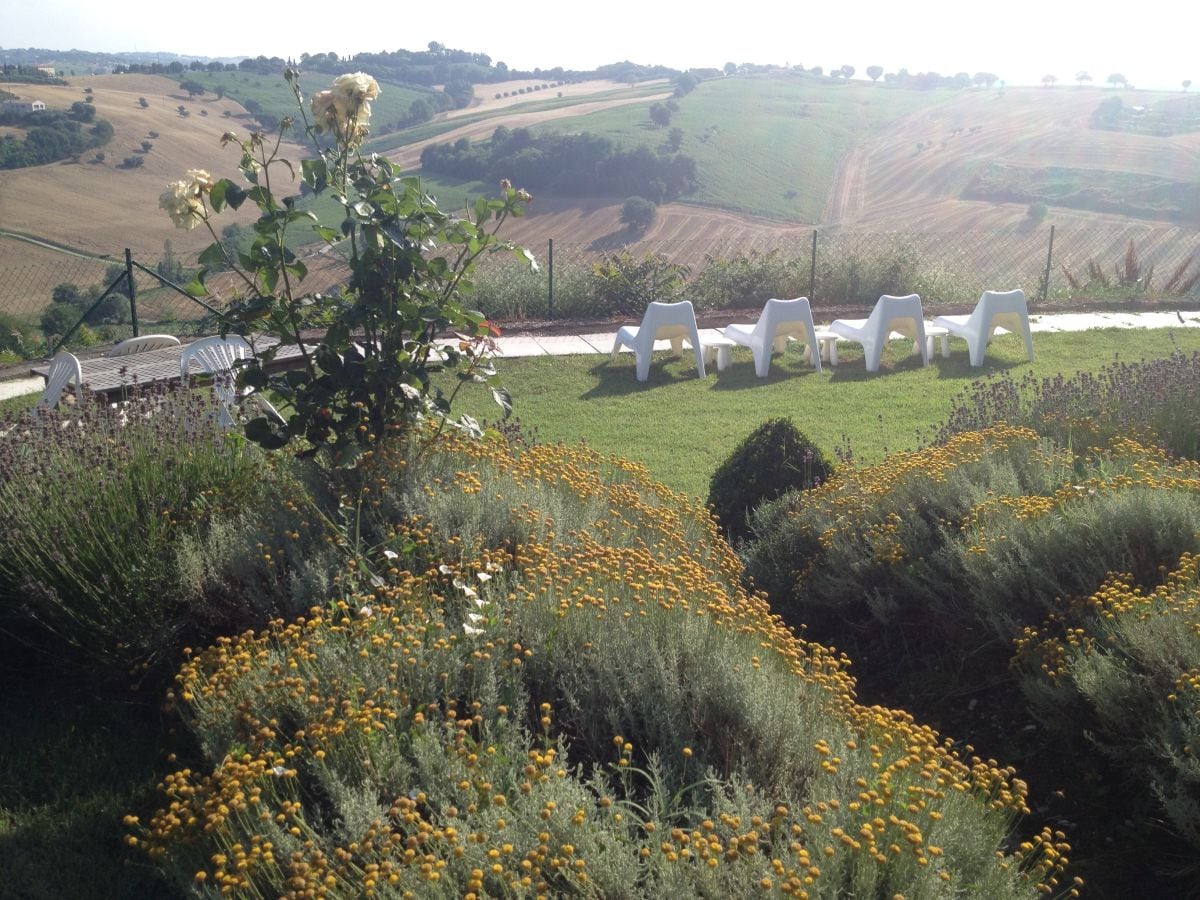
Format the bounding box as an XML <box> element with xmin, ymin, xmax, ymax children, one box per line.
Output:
<box><xmin>0</xmin><ymin>386</ymin><xmax>294</xmax><ymax>675</ymax></box>
<box><xmin>930</xmin><ymin>344</ymin><xmax>1200</xmax><ymax>459</ymax></box>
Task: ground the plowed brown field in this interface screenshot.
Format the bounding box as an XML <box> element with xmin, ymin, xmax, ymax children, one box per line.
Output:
<box><xmin>822</xmin><ymin>87</ymin><xmax>1200</xmax><ymax>245</ymax></box>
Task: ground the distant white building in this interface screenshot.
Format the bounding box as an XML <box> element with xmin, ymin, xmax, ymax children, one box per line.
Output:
<box><xmin>36</xmin><ymin>65</ymin><xmax>57</xmax><ymax>77</ymax></box>
<box><xmin>2</xmin><ymin>99</ymin><xmax>46</xmax><ymax>113</ymax></box>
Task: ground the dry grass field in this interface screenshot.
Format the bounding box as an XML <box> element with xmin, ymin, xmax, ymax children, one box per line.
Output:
<box><xmin>0</xmin><ymin>74</ymin><xmax>289</xmax><ymax>266</ymax></box>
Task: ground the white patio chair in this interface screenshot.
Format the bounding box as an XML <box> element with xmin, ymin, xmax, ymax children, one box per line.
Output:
<box><xmin>829</xmin><ymin>293</ymin><xmax>929</xmax><ymax>373</ymax></box>
<box><xmin>932</xmin><ymin>289</ymin><xmax>1034</xmax><ymax>367</ymax></box>
<box><xmin>105</xmin><ymin>333</ymin><xmax>181</xmax><ymax>357</ymax></box>
<box><xmin>610</xmin><ymin>301</ymin><xmax>706</xmax><ymax>382</ymax></box>
<box><xmin>33</xmin><ymin>351</ymin><xmax>83</xmax><ymax>415</ymax></box>
<box><xmin>180</xmin><ymin>335</ymin><xmax>281</xmax><ymax>429</ymax></box>
<box><xmin>723</xmin><ymin>297</ymin><xmax>822</xmax><ymax>377</ymax></box>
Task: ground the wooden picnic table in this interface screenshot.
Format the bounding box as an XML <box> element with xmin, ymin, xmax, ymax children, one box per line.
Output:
<box><xmin>30</xmin><ymin>336</ymin><xmax>312</xmax><ymax>400</ymax></box>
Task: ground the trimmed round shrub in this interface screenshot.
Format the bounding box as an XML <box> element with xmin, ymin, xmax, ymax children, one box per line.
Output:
<box><xmin>707</xmin><ymin>417</ymin><xmax>831</xmax><ymax>542</ymax></box>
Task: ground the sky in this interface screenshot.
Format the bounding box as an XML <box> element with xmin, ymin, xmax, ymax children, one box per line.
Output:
<box><xmin>1</xmin><ymin>0</ymin><xmax>1195</xmax><ymax>92</ymax></box>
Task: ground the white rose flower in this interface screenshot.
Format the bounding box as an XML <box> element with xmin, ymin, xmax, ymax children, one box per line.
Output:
<box><xmin>331</xmin><ymin>72</ymin><xmax>380</xmax><ymax>104</ymax></box>
<box><xmin>320</xmin><ymin>73</ymin><xmax>379</xmax><ymax>140</ymax></box>
<box><xmin>159</xmin><ymin>179</ymin><xmax>205</xmax><ymax>230</ymax></box>
<box><xmin>184</xmin><ymin>169</ymin><xmax>213</xmax><ymax>194</ymax></box>
<box><xmin>310</xmin><ymin>89</ymin><xmax>339</xmax><ymax>128</ymax></box>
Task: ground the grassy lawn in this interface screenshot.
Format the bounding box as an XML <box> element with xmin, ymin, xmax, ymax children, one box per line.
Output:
<box><xmin>0</xmin><ymin>678</ymin><xmax>184</xmax><ymax>899</ymax></box>
<box><xmin>7</xmin><ymin>327</ymin><xmax>1199</xmax><ymax>499</ymax></box>
<box><xmin>452</xmin><ymin>326</ymin><xmax>1200</xmax><ymax>498</ymax></box>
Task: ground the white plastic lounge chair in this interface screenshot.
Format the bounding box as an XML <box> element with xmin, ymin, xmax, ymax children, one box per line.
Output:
<box><xmin>828</xmin><ymin>293</ymin><xmax>929</xmax><ymax>373</ymax></box>
<box><xmin>105</xmin><ymin>333</ymin><xmax>181</xmax><ymax>357</ymax></box>
<box><xmin>610</xmin><ymin>301</ymin><xmax>707</xmax><ymax>382</ymax></box>
<box><xmin>33</xmin><ymin>351</ymin><xmax>83</xmax><ymax>415</ymax></box>
<box><xmin>723</xmin><ymin>297</ymin><xmax>822</xmax><ymax>377</ymax></box>
<box><xmin>181</xmin><ymin>335</ymin><xmax>281</xmax><ymax>429</ymax></box>
<box><xmin>932</xmin><ymin>289</ymin><xmax>1034</xmax><ymax>367</ymax></box>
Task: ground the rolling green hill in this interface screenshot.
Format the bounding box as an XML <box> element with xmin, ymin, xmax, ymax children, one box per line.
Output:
<box><xmin>525</xmin><ymin>73</ymin><xmax>941</xmax><ymax>221</ymax></box>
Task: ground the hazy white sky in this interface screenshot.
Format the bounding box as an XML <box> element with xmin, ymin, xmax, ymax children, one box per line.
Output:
<box><xmin>2</xmin><ymin>0</ymin><xmax>1194</xmax><ymax>91</ymax></box>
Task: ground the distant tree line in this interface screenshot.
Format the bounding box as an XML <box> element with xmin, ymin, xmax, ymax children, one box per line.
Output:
<box><xmin>0</xmin><ymin>101</ymin><xmax>113</xmax><ymax>168</ymax></box>
<box><xmin>0</xmin><ymin>63</ymin><xmax>68</xmax><ymax>85</ymax></box>
<box><xmin>112</xmin><ymin>46</ymin><xmax>580</xmax><ymax>92</ymax></box>
<box><xmin>420</xmin><ymin>126</ymin><xmax>699</xmax><ymax>202</ymax></box>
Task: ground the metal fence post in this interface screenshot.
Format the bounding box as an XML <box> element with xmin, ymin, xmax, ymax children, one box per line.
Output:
<box><xmin>547</xmin><ymin>238</ymin><xmax>554</xmax><ymax>317</ymax></box>
<box><xmin>809</xmin><ymin>230</ymin><xmax>818</xmax><ymax>303</ymax></box>
<box><xmin>125</xmin><ymin>248</ymin><xmax>139</xmax><ymax>336</ymax></box>
<box><xmin>1040</xmin><ymin>225</ymin><xmax>1056</xmax><ymax>302</ymax></box>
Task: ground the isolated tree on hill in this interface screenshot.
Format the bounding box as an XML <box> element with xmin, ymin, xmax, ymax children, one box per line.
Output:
<box><xmin>840</xmin><ymin>65</ymin><xmax>855</xmax><ymax>79</ymax></box>
<box><xmin>866</xmin><ymin>65</ymin><xmax>883</xmax><ymax>82</ymax></box>
<box><xmin>1184</xmin><ymin>79</ymin><xmax>1192</xmax><ymax>92</ymax></box>
<box><xmin>620</xmin><ymin>196</ymin><xmax>658</xmax><ymax>233</ymax></box>
<box><xmin>180</xmin><ymin>79</ymin><xmax>205</xmax><ymax>98</ymax></box>
<box><xmin>673</xmin><ymin>72</ymin><xmax>699</xmax><ymax>97</ymax></box>
<box><xmin>1042</xmin><ymin>74</ymin><xmax>1057</xmax><ymax>88</ymax></box>
<box><xmin>1107</xmin><ymin>73</ymin><xmax>1127</xmax><ymax>88</ymax></box>
<box><xmin>649</xmin><ymin>103</ymin><xmax>672</xmax><ymax>128</ymax></box>
<box><xmin>1075</xmin><ymin>71</ymin><xmax>1092</xmax><ymax>86</ymax></box>
<box><xmin>723</xmin><ymin>62</ymin><xmax>738</xmax><ymax>76</ymax></box>
<box><xmin>809</xmin><ymin>65</ymin><xmax>824</xmax><ymax>77</ymax></box>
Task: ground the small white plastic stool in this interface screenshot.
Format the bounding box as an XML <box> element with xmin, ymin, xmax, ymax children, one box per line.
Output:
<box><xmin>702</xmin><ymin>336</ymin><xmax>737</xmax><ymax>372</ymax></box>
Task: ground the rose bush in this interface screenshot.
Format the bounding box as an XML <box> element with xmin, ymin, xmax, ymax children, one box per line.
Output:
<box><xmin>163</xmin><ymin>69</ymin><xmax>535</xmax><ymax>467</ymax></box>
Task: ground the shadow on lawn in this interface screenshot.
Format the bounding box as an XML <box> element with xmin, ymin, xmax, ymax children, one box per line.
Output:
<box><xmin>582</xmin><ymin>345</ymin><xmax>1032</xmax><ymax>397</ymax></box>
<box><xmin>0</xmin><ymin>661</ymin><xmax>188</xmax><ymax>899</ymax></box>
<box><xmin>581</xmin><ymin>357</ymin><xmax>711</xmax><ymax>398</ymax></box>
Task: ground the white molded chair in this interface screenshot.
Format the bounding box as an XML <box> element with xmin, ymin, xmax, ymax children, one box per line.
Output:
<box><xmin>105</xmin><ymin>333</ymin><xmax>181</xmax><ymax>357</ymax></box>
<box><xmin>829</xmin><ymin>293</ymin><xmax>929</xmax><ymax>373</ymax></box>
<box><xmin>723</xmin><ymin>297</ymin><xmax>822</xmax><ymax>377</ymax></box>
<box><xmin>932</xmin><ymin>289</ymin><xmax>1034</xmax><ymax>367</ymax></box>
<box><xmin>181</xmin><ymin>335</ymin><xmax>280</xmax><ymax>429</ymax></box>
<box><xmin>33</xmin><ymin>351</ymin><xmax>83</xmax><ymax>415</ymax></box>
<box><xmin>610</xmin><ymin>301</ymin><xmax>706</xmax><ymax>382</ymax></box>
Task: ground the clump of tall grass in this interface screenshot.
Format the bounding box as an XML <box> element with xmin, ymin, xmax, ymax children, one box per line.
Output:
<box><xmin>129</xmin><ymin>432</ymin><xmax>1069</xmax><ymax>898</ymax></box>
<box><xmin>812</xmin><ymin>236</ymin><xmax>925</xmax><ymax>306</ymax></box>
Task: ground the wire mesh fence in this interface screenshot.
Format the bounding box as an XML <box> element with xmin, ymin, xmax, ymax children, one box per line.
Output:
<box><xmin>2</xmin><ymin>224</ymin><xmax>1198</xmax><ymax>361</ymax></box>
<box><xmin>467</xmin><ymin>224</ymin><xmax>1200</xmax><ymax>321</ymax></box>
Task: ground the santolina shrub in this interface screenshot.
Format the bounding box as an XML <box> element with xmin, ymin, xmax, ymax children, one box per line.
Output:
<box><xmin>742</xmin><ymin>425</ymin><xmax>1200</xmax><ymax>893</ymax></box>
<box><xmin>1013</xmin><ymin>552</ymin><xmax>1200</xmax><ymax>870</ymax></box>
<box><xmin>129</xmin><ymin>433</ymin><xmax>1070</xmax><ymax>898</ymax></box>
<box><xmin>744</xmin><ymin>426</ymin><xmax>1200</xmax><ymax>653</ymax></box>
